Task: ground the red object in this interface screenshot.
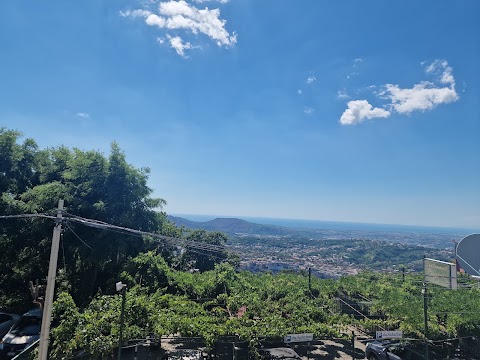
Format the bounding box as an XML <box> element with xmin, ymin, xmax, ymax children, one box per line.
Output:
<box><xmin>237</xmin><ymin>306</ymin><xmax>247</xmax><ymax>318</ymax></box>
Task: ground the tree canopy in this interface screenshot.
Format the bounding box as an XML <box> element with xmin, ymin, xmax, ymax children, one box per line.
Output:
<box><xmin>0</xmin><ymin>128</ymin><xmax>230</xmax><ymax>311</ymax></box>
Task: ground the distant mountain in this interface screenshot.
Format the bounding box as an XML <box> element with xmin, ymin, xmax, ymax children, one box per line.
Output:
<box><xmin>167</xmin><ymin>215</ymin><xmax>464</xmax><ymax>250</ymax></box>
<box><xmin>167</xmin><ymin>216</ymin><xmax>293</xmax><ymax>236</ymax></box>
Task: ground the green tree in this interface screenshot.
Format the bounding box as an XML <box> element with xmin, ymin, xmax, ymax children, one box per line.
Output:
<box><xmin>0</xmin><ymin>129</ymin><xmax>170</xmax><ymax>310</ymax></box>
<box><xmin>177</xmin><ymin>229</ymin><xmax>232</xmax><ymax>272</ymax></box>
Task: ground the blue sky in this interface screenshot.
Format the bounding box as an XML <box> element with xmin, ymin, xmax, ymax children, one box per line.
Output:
<box><xmin>1</xmin><ymin>0</ymin><xmax>479</xmax><ymax>228</ymax></box>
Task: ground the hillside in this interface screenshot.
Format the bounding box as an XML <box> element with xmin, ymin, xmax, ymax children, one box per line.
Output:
<box><xmin>167</xmin><ymin>215</ymin><xmax>293</xmax><ymax>236</ymax></box>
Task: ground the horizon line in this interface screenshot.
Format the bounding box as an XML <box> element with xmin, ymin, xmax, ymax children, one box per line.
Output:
<box><xmin>169</xmin><ymin>213</ymin><xmax>479</xmax><ymax>234</ymax></box>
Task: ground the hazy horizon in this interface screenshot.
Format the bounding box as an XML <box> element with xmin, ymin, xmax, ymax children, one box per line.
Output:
<box><xmin>171</xmin><ymin>213</ymin><xmax>479</xmax><ymax>235</ymax></box>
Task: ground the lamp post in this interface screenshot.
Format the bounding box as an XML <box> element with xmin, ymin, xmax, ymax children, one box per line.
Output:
<box><xmin>116</xmin><ymin>282</ymin><xmax>127</xmax><ymax>360</ymax></box>
<box><xmin>422</xmin><ymin>283</ymin><xmax>429</xmax><ymax>360</ymax></box>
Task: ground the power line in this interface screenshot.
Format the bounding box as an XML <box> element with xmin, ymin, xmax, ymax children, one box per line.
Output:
<box><xmin>0</xmin><ymin>213</ymin><xmax>56</xmax><ymax>220</ymax></box>
<box><xmin>65</xmin><ymin>223</ymin><xmax>93</xmax><ymax>251</ymax></box>
<box><xmin>0</xmin><ymin>211</ymin><xmax>234</xmax><ymax>257</ymax></box>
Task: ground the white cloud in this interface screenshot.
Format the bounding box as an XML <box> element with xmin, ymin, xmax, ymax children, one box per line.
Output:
<box><xmin>381</xmin><ymin>60</ymin><xmax>458</xmax><ymax>114</ymax></box>
<box><xmin>348</xmin><ymin>57</ymin><xmax>364</xmax><ymax>77</ymax></box>
<box><xmin>306</xmin><ymin>76</ymin><xmax>316</xmax><ymax>84</ymax></box>
<box><xmin>165</xmin><ymin>35</ymin><xmax>196</xmax><ymax>57</ymax></box>
<box><xmin>339</xmin><ymin>100</ymin><xmax>390</xmax><ymax>125</ymax></box>
<box><xmin>121</xmin><ymin>0</ymin><xmax>236</xmax><ymax>56</ymax></box>
<box><xmin>382</xmin><ymin>82</ymin><xmax>458</xmax><ymax>114</ymax></box>
<box><xmin>337</xmin><ymin>90</ymin><xmax>350</xmax><ymax>99</ymax></box>
<box><xmin>339</xmin><ymin>59</ymin><xmax>459</xmax><ymax>124</ymax></box>
<box><xmin>120</xmin><ymin>9</ymin><xmax>152</xmax><ymax>18</ymax></box>
<box><xmin>425</xmin><ymin>59</ymin><xmax>455</xmax><ymax>86</ymax></box>
<box><xmin>304</xmin><ymin>106</ymin><xmax>314</xmax><ymax>114</ymax></box>
<box><xmin>353</xmin><ymin>58</ymin><xmax>363</xmax><ymax>68</ymax></box>
<box><xmin>146</xmin><ymin>13</ymin><xmax>167</xmax><ymax>27</ymax></box>
<box><xmin>297</xmin><ymin>89</ymin><xmax>302</xmax><ymax>95</ymax></box>
<box><xmin>75</xmin><ymin>112</ymin><xmax>90</xmax><ymax>119</ymax></box>
<box><xmin>193</xmin><ymin>0</ymin><xmax>230</xmax><ymax>3</ymax></box>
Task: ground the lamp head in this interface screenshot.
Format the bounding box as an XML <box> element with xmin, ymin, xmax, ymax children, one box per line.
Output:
<box><xmin>116</xmin><ymin>281</ymin><xmax>126</xmax><ymax>292</ymax></box>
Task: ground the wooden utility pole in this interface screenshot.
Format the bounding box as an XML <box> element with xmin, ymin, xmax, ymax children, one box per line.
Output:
<box><xmin>38</xmin><ymin>200</ymin><xmax>64</xmax><ymax>360</ymax></box>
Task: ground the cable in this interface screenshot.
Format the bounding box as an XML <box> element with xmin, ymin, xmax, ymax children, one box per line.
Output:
<box><xmin>1</xmin><ymin>211</ymin><xmax>233</xmax><ymax>258</ymax></box>
<box><xmin>0</xmin><ymin>213</ymin><xmax>56</xmax><ymax>220</ymax></box>
<box><xmin>64</xmin><ymin>213</ymin><xmax>232</xmax><ymax>255</ymax></box>
<box><xmin>61</xmin><ymin>231</ymin><xmax>67</xmax><ymax>270</ymax></box>
<box><xmin>65</xmin><ymin>223</ymin><xmax>93</xmax><ymax>251</ymax></box>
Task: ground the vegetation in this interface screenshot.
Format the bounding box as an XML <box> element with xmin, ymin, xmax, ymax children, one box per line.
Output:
<box><xmin>50</xmin><ymin>260</ymin><xmax>346</xmax><ymax>358</ymax></box>
<box><xmin>1</xmin><ymin>127</ymin><xmax>479</xmax><ymax>359</ymax></box>
<box><xmin>48</xmin><ymin>261</ymin><xmax>480</xmax><ymax>358</ymax></box>
<box><xmin>336</xmin><ymin>272</ymin><xmax>480</xmax><ymax>339</ymax></box>
<box><xmin>0</xmin><ymin>128</ymin><xmax>230</xmax><ymax>311</ymax></box>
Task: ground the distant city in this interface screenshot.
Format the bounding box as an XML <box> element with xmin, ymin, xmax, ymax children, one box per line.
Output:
<box><xmin>169</xmin><ymin>214</ymin><xmax>472</xmax><ymax>278</ymax></box>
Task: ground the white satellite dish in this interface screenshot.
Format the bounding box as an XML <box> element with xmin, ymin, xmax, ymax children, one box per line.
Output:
<box><xmin>456</xmin><ymin>234</ymin><xmax>480</xmax><ymax>276</ymax></box>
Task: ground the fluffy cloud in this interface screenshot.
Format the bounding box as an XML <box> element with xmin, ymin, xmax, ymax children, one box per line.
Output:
<box><xmin>382</xmin><ymin>82</ymin><xmax>458</xmax><ymax>114</ymax></box>
<box><xmin>339</xmin><ymin>60</ymin><xmax>459</xmax><ymax>125</ymax></box>
<box><xmin>381</xmin><ymin>60</ymin><xmax>458</xmax><ymax>114</ymax></box>
<box><xmin>165</xmin><ymin>35</ymin><xmax>195</xmax><ymax>57</ymax></box>
<box><xmin>425</xmin><ymin>59</ymin><xmax>455</xmax><ymax>86</ymax></box>
<box><xmin>339</xmin><ymin>100</ymin><xmax>390</xmax><ymax>125</ymax></box>
<box><xmin>121</xmin><ymin>0</ymin><xmax>236</xmax><ymax>56</ymax></box>
<box><xmin>306</xmin><ymin>76</ymin><xmax>316</xmax><ymax>84</ymax></box>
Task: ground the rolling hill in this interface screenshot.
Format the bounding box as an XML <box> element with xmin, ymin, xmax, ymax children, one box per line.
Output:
<box><xmin>167</xmin><ymin>216</ymin><xmax>293</xmax><ymax>236</ymax></box>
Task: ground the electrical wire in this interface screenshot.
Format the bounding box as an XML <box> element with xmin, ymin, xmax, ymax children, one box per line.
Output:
<box><xmin>0</xmin><ymin>211</ymin><xmax>234</xmax><ymax>259</ymax></box>
<box><xmin>0</xmin><ymin>213</ymin><xmax>56</xmax><ymax>220</ymax></box>
<box><xmin>63</xmin><ymin>212</ymin><xmax>232</xmax><ymax>255</ymax></box>
<box><xmin>65</xmin><ymin>223</ymin><xmax>93</xmax><ymax>251</ymax></box>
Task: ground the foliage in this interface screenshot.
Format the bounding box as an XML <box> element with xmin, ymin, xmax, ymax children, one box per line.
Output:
<box><xmin>0</xmin><ymin>128</ymin><xmax>230</xmax><ymax>311</ymax></box>
<box><xmin>50</xmin><ymin>261</ymin><xmax>345</xmax><ymax>357</ymax></box>
<box><xmin>176</xmin><ymin>229</ymin><xmax>233</xmax><ymax>272</ymax></box>
<box><xmin>335</xmin><ymin>272</ymin><xmax>480</xmax><ymax>339</ymax></box>
<box><xmin>2</xmin><ymin>127</ymin><xmax>480</xmax><ymax>359</ymax></box>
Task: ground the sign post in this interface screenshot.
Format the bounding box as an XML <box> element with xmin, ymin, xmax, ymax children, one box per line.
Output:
<box><xmin>375</xmin><ymin>331</ymin><xmax>403</xmax><ymax>340</ymax></box>
<box><xmin>284</xmin><ymin>333</ymin><xmax>314</xmax><ymax>344</ymax></box>
<box><xmin>423</xmin><ymin>258</ymin><xmax>457</xmax><ymax>290</ymax></box>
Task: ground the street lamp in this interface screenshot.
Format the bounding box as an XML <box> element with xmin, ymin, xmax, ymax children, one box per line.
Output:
<box><xmin>116</xmin><ymin>282</ymin><xmax>127</xmax><ymax>360</ymax></box>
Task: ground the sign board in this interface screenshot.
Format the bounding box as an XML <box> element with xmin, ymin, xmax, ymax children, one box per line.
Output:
<box><xmin>456</xmin><ymin>234</ymin><xmax>480</xmax><ymax>276</ymax></box>
<box><xmin>424</xmin><ymin>258</ymin><xmax>457</xmax><ymax>290</ymax></box>
<box><xmin>376</xmin><ymin>331</ymin><xmax>403</xmax><ymax>339</ymax></box>
<box><xmin>284</xmin><ymin>333</ymin><xmax>314</xmax><ymax>343</ymax></box>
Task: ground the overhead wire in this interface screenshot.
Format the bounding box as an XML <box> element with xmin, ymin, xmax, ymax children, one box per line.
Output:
<box><xmin>64</xmin><ymin>222</ymin><xmax>94</xmax><ymax>251</ymax></box>
<box><xmin>0</xmin><ymin>213</ymin><xmax>56</xmax><ymax>220</ymax></box>
<box><xmin>63</xmin><ymin>212</ymin><xmax>232</xmax><ymax>255</ymax></box>
<box><xmin>2</xmin><ymin>212</ymin><xmax>477</xmax><ymax>287</ymax></box>
<box><xmin>0</xmin><ymin>211</ymin><xmax>233</xmax><ymax>258</ymax></box>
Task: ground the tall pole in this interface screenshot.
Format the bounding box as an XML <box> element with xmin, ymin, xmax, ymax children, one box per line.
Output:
<box><xmin>308</xmin><ymin>267</ymin><xmax>312</xmax><ymax>294</ymax></box>
<box><xmin>422</xmin><ymin>282</ymin><xmax>429</xmax><ymax>360</ymax></box>
<box><xmin>38</xmin><ymin>200</ymin><xmax>64</xmax><ymax>360</ymax></box>
<box><xmin>118</xmin><ymin>288</ymin><xmax>127</xmax><ymax>360</ymax></box>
